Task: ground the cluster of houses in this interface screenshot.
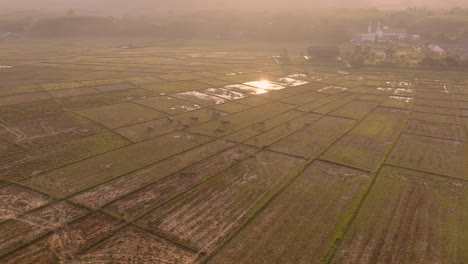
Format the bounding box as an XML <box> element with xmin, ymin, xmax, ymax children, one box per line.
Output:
<box><xmin>359</xmin><ymin>22</ymin><xmax>468</xmax><ymax>61</ymax></box>
<box><xmin>360</xmin><ymin>22</ymin><xmax>411</xmax><ymax>42</ymax></box>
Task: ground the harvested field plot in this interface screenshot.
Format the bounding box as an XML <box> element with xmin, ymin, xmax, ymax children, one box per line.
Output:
<box><xmin>188</xmin><ymin>102</ymin><xmax>294</xmax><ymax>137</ymax></box>
<box><xmin>211</xmin><ymin>101</ymin><xmax>251</xmax><ymax>113</ymax></box>
<box><xmin>312</xmin><ymin>94</ymin><xmax>361</xmax><ymax>114</ymax></box>
<box><xmin>0</xmin><ymin>139</ymin><xmax>23</xmax><ymax>158</ymax></box>
<box><xmin>0</xmin><ymin>92</ymin><xmax>51</xmax><ymax>106</ymax></box>
<box><xmin>321</xmin><ymin>107</ymin><xmax>408</xmax><ymax>171</ymax></box>
<box><xmin>143</xmin><ymin>81</ymin><xmax>211</xmax><ymax>94</ymax></box>
<box><xmin>0</xmin><ymin>132</ymin><xmax>130</xmax><ymax>181</ymax></box>
<box><xmin>0</xmin><ymin>212</ymin><xmax>121</xmax><ymax>264</ymax></box>
<box><xmin>0</xmin><ymin>185</ymin><xmax>53</xmax><ymax>222</ymax></box>
<box><xmin>0</xmin><ymin>100</ymin><xmax>64</xmax><ymax>122</ymax></box>
<box><xmin>0</xmin><ymin>235</ymin><xmax>58</xmax><ymax>264</ymax></box>
<box><xmin>380</xmin><ymin>95</ymin><xmax>414</xmax><ymax>109</ymax></box>
<box><xmin>280</xmin><ymin>91</ymin><xmax>326</xmax><ymax>106</ymax></box>
<box><xmin>410</xmin><ymin>111</ymin><xmax>459</xmax><ymax>124</ymax></box>
<box><xmin>222</xmin><ymin>110</ymin><xmax>305</xmax><ymax>143</ymax></box>
<box><xmin>105</xmin><ymin>144</ymin><xmax>257</xmax><ymax>220</ymax></box>
<box><xmin>48</xmin><ymin>87</ymin><xmax>100</xmax><ymax>98</ymax></box>
<box><xmin>134</xmin><ymin>96</ymin><xmax>201</xmax><ymax>114</ymax></box>
<box><xmin>0</xmin><ymin>201</ymin><xmax>88</xmax><ymax>256</ymax></box>
<box><xmin>233</xmin><ymin>95</ymin><xmax>272</xmax><ymax>106</ymax></box>
<box><xmin>114</xmin><ymin>116</ymin><xmax>184</xmax><ymax>142</ymax></box>
<box><xmin>208</xmin><ymin>161</ymin><xmax>369</xmax><ymax>264</ymax></box>
<box><xmin>107</xmin><ymin>88</ymin><xmax>156</xmax><ymax>101</ymax></box>
<box><xmin>21</xmin><ymin>131</ymin><xmax>211</xmax><ymax>197</ymax></box>
<box><xmin>71</xmin><ymin>140</ymin><xmax>236</xmax><ymax>209</ymax></box>
<box><xmin>93</xmin><ymin>83</ymin><xmax>138</xmax><ymax>92</ymax></box>
<box><xmin>332</xmin><ymin>166</ymin><xmax>466</xmax><ymax>264</ymax></box>
<box><xmin>415</xmin><ymin>98</ymin><xmax>453</xmax><ymax>108</ymax></box>
<box><xmin>271</xmin><ymin>116</ymin><xmax>356</xmax><ymax>158</ymax></box>
<box><xmin>297</xmin><ymin>93</ymin><xmax>350</xmax><ymax>112</ymax></box>
<box><xmin>405</xmin><ymin>119</ymin><xmax>465</xmax><ymax>141</ymax></box>
<box><xmin>136</xmin><ymin>151</ymin><xmax>304</xmax><ymax>251</ymax></box>
<box><xmin>57</xmin><ymin>93</ymin><xmax>122</xmax><ymax>110</ymax></box>
<box><xmin>172</xmin><ymin>108</ymin><xmax>228</xmax><ymax>126</ymax></box>
<box><xmin>0</xmin><ymin>112</ymin><xmax>105</xmax><ymax>148</ymax></box>
<box><xmin>386</xmin><ymin>134</ymin><xmax>466</xmax><ymax>179</ymax></box>
<box><xmin>413</xmin><ymin>105</ymin><xmax>457</xmax><ymax>115</ymax></box>
<box><xmin>245</xmin><ymin>113</ymin><xmax>322</xmax><ymax>147</ymax></box>
<box><xmin>330</xmin><ymin>100</ymin><xmax>378</xmax><ymax>119</ymax></box>
<box><xmin>76</xmin><ymin>102</ymin><xmax>165</xmax><ymax>128</ymax></box>
<box><xmin>77</xmin><ymin>227</ymin><xmax>198</xmax><ymax>263</ymax></box>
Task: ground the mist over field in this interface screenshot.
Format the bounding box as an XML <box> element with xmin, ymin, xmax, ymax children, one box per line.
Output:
<box><xmin>2</xmin><ymin>0</ymin><xmax>468</xmax><ymax>14</ymax></box>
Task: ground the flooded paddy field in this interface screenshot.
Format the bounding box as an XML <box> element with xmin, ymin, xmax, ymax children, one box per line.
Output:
<box><xmin>0</xmin><ymin>40</ymin><xmax>466</xmax><ymax>263</ymax></box>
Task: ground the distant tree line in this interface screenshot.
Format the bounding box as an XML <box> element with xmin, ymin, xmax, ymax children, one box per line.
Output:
<box><xmin>1</xmin><ymin>7</ymin><xmax>468</xmax><ymax>43</ymax></box>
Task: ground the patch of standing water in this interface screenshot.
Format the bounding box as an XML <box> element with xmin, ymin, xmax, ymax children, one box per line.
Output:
<box><xmin>277</xmin><ymin>77</ymin><xmax>309</xmax><ymax>87</ymax></box>
<box><xmin>170</xmin><ymin>104</ymin><xmax>201</xmax><ymax>111</ymax></box>
<box><xmin>443</xmin><ymin>85</ymin><xmax>449</xmax><ymax>94</ymax></box>
<box><xmin>174</xmin><ymin>91</ymin><xmax>226</xmax><ymax>105</ymax></box>
<box><xmin>388</xmin><ymin>96</ymin><xmax>413</xmax><ymax>103</ymax></box>
<box><xmin>224</xmin><ymin>84</ymin><xmax>268</xmax><ymax>95</ymax></box>
<box><xmin>385</xmin><ymin>81</ymin><xmax>412</xmax><ymax>87</ymax></box>
<box><xmin>377</xmin><ymin>87</ymin><xmax>394</xmax><ymax>92</ymax></box>
<box><xmin>393</xmin><ymin>88</ymin><xmax>413</xmax><ymax>96</ymax></box>
<box><xmin>226</xmin><ymin>72</ymin><xmax>243</xmax><ymax>76</ymax></box>
<box><xmin>203</xmin><ymin>88</ymin><xmax>248</xmax><ymax>100</ymax></box>
<box><xmin>287</xmin><ymin>73</ymin><xmax>307</xmax><ymax>78</ymax></box>
<box><xmin>244</xmin><ymin>80</ymin><xmax>285</xmax><ymax>91</ymax></box>
<box><xmin>0</xmin><ymin>66</ymin><xmax>12</xmax><ymax>69</ymax></box>
<box><xmin>318</xmin><ymin>86</ymin><xmax>348</xmax><ymax>93</ymax></box>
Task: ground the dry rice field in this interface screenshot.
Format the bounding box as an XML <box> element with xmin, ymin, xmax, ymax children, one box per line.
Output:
<box><xmin>0</xmin><ymin>39</ymin><xmax>466</xmax><ymax>263</ymax></box>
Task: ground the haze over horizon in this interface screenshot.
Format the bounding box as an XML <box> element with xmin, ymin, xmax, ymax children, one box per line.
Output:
<box><xmin>2</xmin><ymin>0</ymin><xmax>468</xmax><ymax>15</ymax></box>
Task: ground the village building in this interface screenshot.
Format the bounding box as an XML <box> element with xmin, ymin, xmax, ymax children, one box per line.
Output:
<box><xmin>417</xmin><ymin>44</ymin><xmax>447</xmax><ymax>57</ymax></box>
<box><xmin>361</xmin><ymin>22</ymin><xmax>407</xmax><ymax>42</ymax></box>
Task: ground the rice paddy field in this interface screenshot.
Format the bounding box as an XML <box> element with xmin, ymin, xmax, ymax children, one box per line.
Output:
<box><xmin>0</xmin><ymin>39</ymin><xmax>466</xmax><ymax>263</ymax></box>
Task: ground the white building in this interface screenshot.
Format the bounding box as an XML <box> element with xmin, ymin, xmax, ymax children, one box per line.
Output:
<box><xmin>361</xmin><ymin>22</ymin><xmax>407</xmax><ymax>42</ymax></box>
